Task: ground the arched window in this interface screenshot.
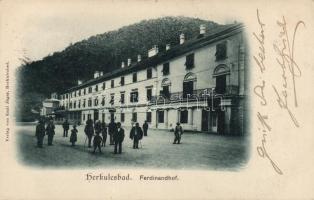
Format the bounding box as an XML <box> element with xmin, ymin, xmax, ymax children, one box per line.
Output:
<box><xmin>213</xmin><ymin>64</ymin><xmax>230</xmax><ymax>77</ymax></box>
<box><xmin>161</xmin><ymin>78</ymin><xmax>171</xmax><ymax>86</ymax></box>
<box><xmin>184</xmin><ymin>72</ymin><xmax>197</xmax><ymax>82</ymax></box>
<box><xmin>183</xmin><ymin>73</ymin><xmax>197</xmax><ymax>98</ymax></box>
<box><xmin>213</xmin><ymin>64</ymin><xmax>230</xmax><ymax>94</ymax></box>
<box><xmin>161</xmin><ymin>78</ymin><xmax>171</xmax><ymax>98</ymax></box>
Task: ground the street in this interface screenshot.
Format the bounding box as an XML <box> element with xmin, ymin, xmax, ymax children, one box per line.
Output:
<box><xmin>16</xmin><ymin>123</ymin><xmax>249</xmax><ymax>170</ymax></box>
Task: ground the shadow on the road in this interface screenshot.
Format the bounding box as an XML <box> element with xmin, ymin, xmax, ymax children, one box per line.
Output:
<box><xmin>58</xmin><ymin>142</ymin><xmax>94</xmax><ymax>154</ymax></box>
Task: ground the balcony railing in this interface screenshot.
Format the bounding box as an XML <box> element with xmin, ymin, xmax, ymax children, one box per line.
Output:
<box><xmin>150</xmin><ymin>85</ymin><xmax>239</xmax><ymax>105</ymax></box>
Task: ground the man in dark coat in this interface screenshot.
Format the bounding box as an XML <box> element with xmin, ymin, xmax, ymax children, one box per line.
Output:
<box><xmin>129</xmin><ymin>122</ymin><xmax>143</xmax><ymax>149</ymax></box>
<box><xmin>101</xmin><ymin>120</ymin><xmax>107</xmax><ymax>146</ymax></box>
<box><xmin>62</xmin><ymin>119</ymin><xmax>70</xmax><ymax>137</ymax></box>
<box><xmin>108</xmin><ymin>119</ymin><xmax>117</xmax><ymax>145</ymax></box>
<box><xmin>142</xmin><ymin>121</ymin><xmax>149</xmax><ymax>136</ymax></box>
<box><xmin>173</xmin><ymin>122</ymin><xmax>183</xmax><ymax>144</ymax></box>
<box><xmin>84</xmin><ymin>119</ymin><xmax>94</xmax><ymax>148</ymax></box>
<box><xmin>35</xmin><ymin>119</ymin><xmax>45</xmax><ymax>148</ymax></box>
<box><xmin>94</xmin><ymin>120</ymin><xmax>102</xmax><ymax>135</ymax></box>
<box><xmin>46</xmin><ymin>118</ymin><xmax>55</xmax><ymax>146</ymax></box>
<box><xmin>93</xmin><ymin>132</ymin><xmax>103</xmax><ymax>153</ymax></box>
<box><xmin>113</xmin><ymin>122</ymin><xmax>125</xmax><ymax>154</ymax></box>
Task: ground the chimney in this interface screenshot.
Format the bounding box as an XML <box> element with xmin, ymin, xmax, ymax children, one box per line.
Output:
<box><xmin>99</xmin><ymin>71</ymin><xmax>103</xmax><ymax>76</ymax></box>
<box><xmin>148</xmin><ymin>45</ymin><xmax>159</xmax><ymax>57</ymax></box>
<box><xmin>166</xmin><ymin>44</ymin><xmax>171</xmax><ymax>51</ymax></box>
<box><xmin>180</xmin><ymin>33</ymin><xmax>185</xmax><ymax>44</ymax></box>
<box><xmin>127</xmin><ymin>58</ymin><xmax>131</xmax><ymax>66</ymax></box>
<box><xmin>94</xmin><ymin>71</ymin><xmax>99</xmax><ymax>79</ymax></box>
<box><xmin>200</xmin><ymin>24</ymin><xmax>206</xmax><ymax>35</ymax></box>
<box><xmin>78</xmin><ymin>80</ymin><xmax>82</xmax><ymax>85</ymax></box>
<box><xmin>121</xmin><ymin>61</ymin><xmax>125</xmax><ymax>68</ymax></box>
<box><xmin>51</xmin><ymin>92</ymin><xmax>58</xmax><ymax>99</ymax></box>
<box><xmin>137</xmin><ymin>55</ymin><xmax>141</xmax><ymax>62</ymax></box>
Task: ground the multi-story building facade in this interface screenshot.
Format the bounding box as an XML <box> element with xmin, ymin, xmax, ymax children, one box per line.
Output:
<box><xmin>56</xmin><ymin>23</ymin><xmax>247</xmax><ymax>135</ymax></box>
<box><xmin>40</xmin><ymin>93</ymin><xmax>60</xmax><ymax>117</ymax></box>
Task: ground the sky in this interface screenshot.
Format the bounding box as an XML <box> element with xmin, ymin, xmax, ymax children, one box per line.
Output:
<box><xmin>1</xmin><ymin>0</ymin><xmax>243</xmax><ymax>68</ymax></box>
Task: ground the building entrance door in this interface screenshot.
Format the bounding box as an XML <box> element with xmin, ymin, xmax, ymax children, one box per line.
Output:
<box><xmin>217</xmin><ymin>110</ymin><xmax>225</xmax><ymax>134</ymax></box>
<box><xmin>201</xmin><ymin>110</ymin><xmax>209</xmax><ymax>131</ymax></box>
<box><xmin>110</xmin><ymin>113</ymin><xmax>114</xmax><ymax>121</ymax></box>
<box><xmin>94</xmin><ymin>110</ymin><xmax>99</xmax><ymax>121</ymax></box>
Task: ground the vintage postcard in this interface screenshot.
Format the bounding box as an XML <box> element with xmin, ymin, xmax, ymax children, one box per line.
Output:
<box><xmin>0</xmin><ymin>0</ymin><xmax>313</xmax><ymax>199</ymax></box>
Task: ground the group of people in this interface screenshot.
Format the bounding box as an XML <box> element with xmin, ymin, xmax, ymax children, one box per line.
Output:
<box><xmin>35</xmin><ymin>117</ymin><xmax>184</xmax><ymax>153</ymax></box>
<box><xmin>83</xmin><ymin>119</ymin><xmax>149</xmax><ymax>154</ymax></box>
<box><xmin>35</xmin><ymin>117</ymin><xmax>56</xmax><ymax>147</ymax></box>
<box><xmin>35</xmin><ymin>117</ymin><xmax>78</xmax><ymax>148</ymax></box>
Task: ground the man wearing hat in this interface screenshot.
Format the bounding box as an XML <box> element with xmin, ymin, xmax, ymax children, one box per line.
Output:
<box><xmin>46</xmin><ymin>117</ymin><xmax>55</xmax><ymax>146</ymax></box>
<box><xmin>84</xmin><ymin>118</ymin><xmax>94</xmax><ymax>148</ymax></box>
<box><xmin>113</xmin><ymin>122</ymin><xmax>125</xmax><ymax>154</ymax></box>
<box><xmin>108</xmin><ymin>119</ymin><xmax>117</xmax><ymax>145</ymax></box>
<box><xmin>129</xmin><ymin>122</ymin><xmax>143</xmax><ymax>149</ymax></box>
<box><xmin>173</xmin><ymin>122</ymin><xmax>183</xmax><ymax>144</ymax></box>
<box><xmin>62</xmin><ymin>119</ymin><xmax>70</xmax><ymax>137</ymax></box>
<box><xmin>35</xmin><ymin>118</ymin><xmax>46</xmax><ymax>148</ymax></box>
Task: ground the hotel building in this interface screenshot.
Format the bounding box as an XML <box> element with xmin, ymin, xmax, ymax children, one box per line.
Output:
<box><xmin>54</xmin><ymin>23</ymin><xmax>247</xmax><ymax>135</ymax></box>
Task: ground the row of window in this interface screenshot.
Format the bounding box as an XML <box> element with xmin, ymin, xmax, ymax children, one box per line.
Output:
<box><xmin>61</xmin><ymin>42</ymin><xmax>227</xmax><ymax>100</ymax></box>
<box><xmin>61</xmin><ymin>68</ymin><xmax>153</xmax><ymax>100</ymax></box>
<box><xmin>82</xmin><ymin>112</ymin><xmax>147</xmax><ymax>123</ymax></box>
<box><xmin>65</xmin><ymin>80</ymin><xmax>194</xmax><ymax>109</ymax></box>
<box><xmin>65</xmin><ymin>76</ymin><xmax>220</xmax><ymax>109</ymax></box>
<box><xmin>64</xmin><ymin>74</ymin><xmax>227</xmax><ymax>109</ymax></box>
<box><xmin>64</xmin><ymin>78</ymin><xmax>194</xmax><ymax>108</ymax></box>
<box><xmin>157</xmin><ymin>110</ymin><xmax>188</xmax><ymax>124</ymax></box>
<box><xmin>81</xmin><ymin>110</ymin><xmax>189</xmax><ymax>124</ymax></box>
<box><xmin>65</xmin><ymin>88</ymin><xmax>153</xmax><ymax>109</ymax></box>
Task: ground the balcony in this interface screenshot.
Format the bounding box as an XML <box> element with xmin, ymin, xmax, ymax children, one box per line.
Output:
<box><xmin>150</xmin><ymin>85</ymin><xmax>239</xmax><ymax>105</ymax></box>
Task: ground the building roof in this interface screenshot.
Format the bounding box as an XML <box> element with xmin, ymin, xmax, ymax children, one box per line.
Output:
<box><xmin>43</xmin><ymin>98</ymin><xmax>60</xmax><ymax>103</ymax></box>
<box><xmin>63</xmin><ymin>23</ymin><xmax>244</xmax><ymax>93</ymax></box>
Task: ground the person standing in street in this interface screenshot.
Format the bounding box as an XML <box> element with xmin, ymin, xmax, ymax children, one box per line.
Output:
<box><xmin>129</xmin><ymin>122</ymin><xmax>143</xmax><ymax>149</ymax></box>
<box><xmin>94</xmin><ymin>120</ymin><xmax>102</xmax><ymax>136</ymax></box>
<box><xmin>101</xmin><ymin>120</ymin><xmax>107</xmax><ymax>147</ymax></box>
<box><xmin>173</xmin><ymin>122</ymin><xmax>183</xmax><ymax>144</ymax></box>
<box><xmin>142</xmin><ymin>120</ymin><xmax>149</xmax><ymax>137</ymax></box>
<box><xmin>35</xmin><ymin>118</ymin><xmax>45</xmax><ymax>148</ymax></box>
<box><xmin>108</xmin><ymin>119</ymin><xmax>117</xmax><ymax>145</ymax></box>
<box><xmin>113</xmin><ymin>122</ymin><xmax>125</xmax><ymax>154</ymax></box>
<box><xmin>93</xmin><ymin>132</ymin><xmax>103</xmax><ymax>154</ymax></box>
<box><xmin>46</xmin><ymin>117</ymin><xmax>55</xmax><ymax>146</ymax></box>
<box><xmin>84</xmin><ymin>119</ymin><xmax>94</xmax><ymax>148</ymax></box>
<box><xmin>70</xmin><ymin>124</ymin><xmax>78</xmax><ymax>146</ymax></box>
<box><xmin>62</xmin><ymin>119</ymin><xmax>70</xmax><ymax>137</ymax></box>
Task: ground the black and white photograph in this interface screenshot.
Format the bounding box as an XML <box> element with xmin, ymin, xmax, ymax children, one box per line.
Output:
<box><xmin>1</xmin><ymin>0</ymin><xmax>314</xmax><ymax>199</ymax></box>
<box><xmin>15</xmin><ymin>9</ymin><xmax>249</xmax><ymax>170</ymax></box>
